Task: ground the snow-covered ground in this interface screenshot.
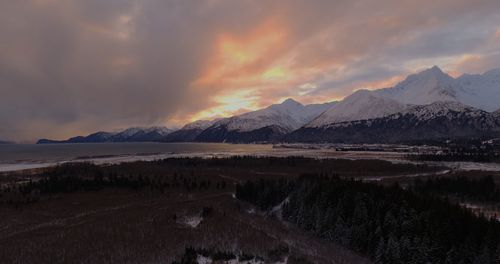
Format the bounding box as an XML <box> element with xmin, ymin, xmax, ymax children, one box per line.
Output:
<box><xmin>1</xmin><ymin>144</ymin><xmax>499</xmax><ymax>173</ymax></box>
<box><xmin>179</xmin><ymin>216</ymin><xmax>203</xmax><ymax>228</ymax></box>
<box><xmin>196</xmin><ymin>254</ymin><xmax>285</xmax><ymax>264</ymax></box>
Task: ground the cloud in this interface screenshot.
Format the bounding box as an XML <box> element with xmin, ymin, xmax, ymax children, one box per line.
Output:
<box><xmin>1</xmin><ymin>0</ymin><xmax>500</xmax><ymax>141</ymax></box>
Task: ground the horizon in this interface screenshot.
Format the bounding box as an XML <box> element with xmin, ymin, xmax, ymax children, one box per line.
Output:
<box><xmin>1</xmin><ymin>1</ymin><xmax>500</xmax><ymax>142</ymax></box>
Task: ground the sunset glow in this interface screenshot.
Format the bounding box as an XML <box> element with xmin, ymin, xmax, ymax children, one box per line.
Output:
<box><xmin>194</xmin><ymin>18</ymin><xmax>288</xmax><ymax>87</ymax></box>
<box><xmin>188</xmin><ymin>90</ymin><xmax>261</xmax><ymax>122</ymax></box>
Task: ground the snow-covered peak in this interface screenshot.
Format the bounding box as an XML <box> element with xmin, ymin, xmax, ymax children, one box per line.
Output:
<box><xmin>182</xmin><ymin>120</ymin><xmax>218</xmax><ymax>130</ymax></box>
<box><xmin>376</xmin><ymin>66</ymin><xmax>457</xmax><ymax>105</ymax></box>
<box><xmin>184</xmin><ymin>66</ymin><xmax>500</xmax><ymax>132</ymax></box>
<box><xmin>484</xmin><ymin>68</ymin><xmax>500</xmax><ymax>77</ymax></box>
<box><xmin>280</xmin><ymin>98</ymin><xmax>303</xmax><ymax>107</ymax></box>
<box><xmin>399</xmin><ymin>66</ymin><xmax>451</xmax><ymax>85</ymax></box>
<box><xmin>373</xmin><ymin>66</ymin><xmax>500</xmax><ymax>111</ymax></box>
<box><xmin>211</xmin><ymin>99</ymin><xmax>335</xmax><ymax>132</ymax></box>
<box><xmin>143</xmin><ymin>126</ymin><xmax>174</xmax><ymax>135</ymax></box>
<box><xmin>114</xmin><ymin>126</ymin><xmax>173</xmax><ymax>138</ymax></box>
<box><xmin>117</xmin><ymin>127</ymin><xmax>143</xmax><ymax>137</ymax></box>
<box><xmin>426</xmin><ymin>65</ymin><xmax>445</xmax><ymax>74</ymax></box>
<box><xmin>456</xmin><ymin>68</ymin><xmax>500</xmax><ymax>112</ymax></box>
<box><xmin>268</xmin><ymin>98</ymin><xmax>305</xmax><ymax>113</ymax></box>
<box><xmin>90</xmin><ymin>131</ymin><xmax>116</xmax><ymax>139</ymax></box>
<box><xmin>306</xmin><ymin>90</ymin><xmax>407</xmax><ymax>127</ymax></box>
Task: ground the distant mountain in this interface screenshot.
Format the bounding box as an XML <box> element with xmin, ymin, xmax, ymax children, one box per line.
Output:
<box><xmin>195</xmin><ymin>124</ymin><xmax>289</xmax><ymax>143</ymax></box>
<box><xmin>195</xmin><ymin>99</ymin><xmax>335</xmax><ymax>143</ymax></box>
<box><xmin>163</xmin><ymin>120</ymin><xmax>218</xmax><ymax>142</ymax></box>
<box><xmin>37</xmin><ymin>127</ymin><xmax>174</xmax><ymax>144</ymax></box>
<box><xmin>113</xmin><ymin>127</ymin><xmax>173</xmax><ymax>142</ymax></box>
<box><xmin>38</xmin><ymin>131</ymin><xmax>115</xmax><ymax>144</ymax></box>
<box><xmin>0</xmin><ymin>140</ymin><xmax>13</xmax><ymax>144</ymax></box>
<box><xmin>35</xmin><ymin>66</ymin><xmax>500</xmax><ymax>145</ymax></box>
<box><xmin>288</xmin><ymin>101</ymin><xmax>500</xmax><ymax>144</ymax></box>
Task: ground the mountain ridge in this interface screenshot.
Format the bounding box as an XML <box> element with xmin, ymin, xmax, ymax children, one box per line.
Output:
<box><xmin>37</xmin><ymin>126</ymin><xmax>174</xmax><ymax>144</ymax></box>
<box><xmin>36</xmin><ymin>66</ymin><xmax>500</xmax><ymax>144</ymax></box>
<box><xmin>193</xmin><ymin>99</ymin><xmax>336</xmax><ymax>143</ymax></box>
<box><xmin>288</xmin><ymin>101</ymin><xmax>500</xmax><ymax>144</ymax></box>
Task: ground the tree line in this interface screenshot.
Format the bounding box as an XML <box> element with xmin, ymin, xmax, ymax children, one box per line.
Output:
<box><xmin>411</xmin><ymin>176</ymin><xmax>500</xmax><ymax>203</ymax></box>
<box><xmin>0</xmin><ymin>162</ymin><xmax>228</xmax><ymax>205</ymax></box>
<box><xmin>236</xmin><ymin>175</ymin><xmax>500</xmax><ymax>263</ymax></box>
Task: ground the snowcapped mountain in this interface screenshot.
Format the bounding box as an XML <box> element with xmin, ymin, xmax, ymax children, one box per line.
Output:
<box><xmin>195</xmin><ymin>99</ymin><xmax>335</xmax><ymax>143</ymax></box>
<box><xmin>36</xmin><ymin>66</ymin><xmax>500</xmax><ymax>144</ymax></box>
<box><xmin>215</xmin><ymin>98</ymin><xmax>334</xmax><ymax>132</ymax></box>
<box><xmin>375</xmin><ymin>66</ymin><xmax>458</xmax><ymax>105</ymax></box>
<box><xmin>288</xmin><ymin>101</ymin><xmax>500</xmax><ymax>143</ymax></box>
<box><xmin>305</xmin><ymin>66</ymin><xmax>500</xmax><ymax>128</ymax></box>
<box><xmin>121</xmin><ymin>126</ymin><xmax>175</xmax><ymax>142</ymax></box>
<box><xmin>306</xmin><ymin>90</ymin><xmax>407</xmax><ymax>127</ymax></box>
<box><xmin>163</xmin><ymin>120</ymin><xmax>219</xmax><ymax>142</ymax></box>
<box><xmin>375</xmin><ymin>66</ymin><xmax>500</xmax><ymax>111</ymax></box>
<box><xmin>37</xmin><ymin>126</ymin><xmax>175</xmax><ymax>144</ymax></box>
<box><xmin>182</xmin><ymin>120</ymin><xmax>219</xmax><ymax>130</ymax></box>
<box><xmin>456</xmin><ymin>68</ymin><xmax>500</xmax><ymax>112</ymax></box>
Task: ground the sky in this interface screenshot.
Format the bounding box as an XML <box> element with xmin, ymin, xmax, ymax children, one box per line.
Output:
<box><xmin>1</xmin><ymin>0</ymin><xmax>500</xmax><ymax>142</ymax></box>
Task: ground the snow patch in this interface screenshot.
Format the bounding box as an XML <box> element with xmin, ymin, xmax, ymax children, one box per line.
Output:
<box><xmin>195</xmin><ymin>255</ymin><xmax>268</xmax><ymax>264</ymax></box>
<box><xmin>182</xmin><ymin>120</ymin><xmax>219</xmax><ymax>130</ymax></box>
<box><xmin>178</xmin><ymin>215</ymin><xmax>203</xmax><ymax>228</ymax></box>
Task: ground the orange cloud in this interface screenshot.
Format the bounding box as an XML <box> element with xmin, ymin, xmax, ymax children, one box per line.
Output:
<box><xmin>188</xmin><ymin>90</ymin><xmax>261</xmax><ymax>121</ymax></box>
<box><xmin>187</xmin><ymin>17</ymin><xmax>293</xmax><ymax>121</ymax></box>
<box><xmin>450</xmin><ymin>54</ymin><xmax>485</xmax><ymax>73</ymax></box>
<box><xmin>360</xmin><ymin>75</ymin><xmax>406</xmax><ymax>90</ymax></box>
<box><xmin>194</xmin><ymin>17</ymin><xmax>289</xmax><ymax>87</ymax></box>
<box><xmin>186</xmin><ymin>17</ymin><xmax>357</xmax><ymax>122</ymax></box>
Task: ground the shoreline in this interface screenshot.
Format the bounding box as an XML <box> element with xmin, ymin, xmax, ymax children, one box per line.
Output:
<box><xmin>1</xmin><ymin>142</ymin><xmax>499</xmax><ymax>173</ymax></box>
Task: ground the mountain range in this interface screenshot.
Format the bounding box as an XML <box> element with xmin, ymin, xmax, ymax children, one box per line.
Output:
<box><xmin>37</xmin><ymin>66</ymin><xmax>500</xmax><ymax>145</ymax></box>
<box><xmin>38</xmin><ymin>127</ymin><xmax>174</xmax><ymax>144</ymax></box>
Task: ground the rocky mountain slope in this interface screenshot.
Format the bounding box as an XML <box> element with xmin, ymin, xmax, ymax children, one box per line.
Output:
<box><xmin>195</xmin><ymin>99</ymin><xmax>335</xmax><ymax>143</ymax></box>
<box><xmin>288</xmin><ymin>101</ymin><xmax>500</xmax><ymax>143</ymax></box>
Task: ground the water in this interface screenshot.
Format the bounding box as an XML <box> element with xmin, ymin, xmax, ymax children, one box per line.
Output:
<box><xmin>2</xmin><ymin>143</ymin><xmax>500</xmax><ymax>173</ymax></box>
<box><xmin>0</xmin><ymin>143</ymin><xmax>273</xmax><ymax>172</ymax></box>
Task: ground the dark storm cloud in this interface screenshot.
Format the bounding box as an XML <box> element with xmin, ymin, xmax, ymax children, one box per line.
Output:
<box><xmin>0</xmin><ymin>0</ymin><xmax>271</xmax><ymax>141</ymax></box>
<box><xmin>0</xmin><ymin>0</ymin><xmax>499</xmax><ymax>141</ymax></box>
